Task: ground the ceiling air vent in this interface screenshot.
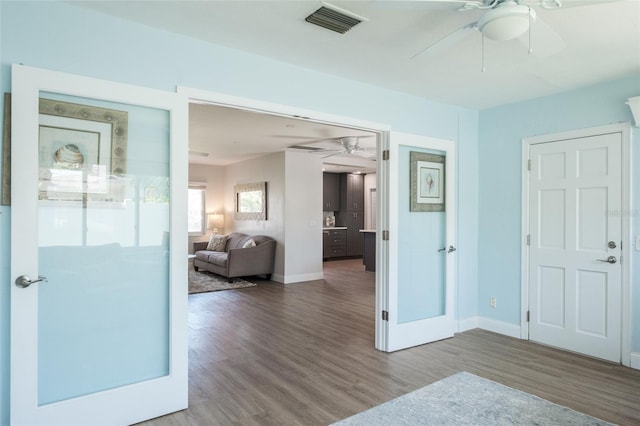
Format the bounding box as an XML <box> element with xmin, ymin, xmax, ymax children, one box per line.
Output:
<box><xmin>305</xmin><ymin>3</ymin><xmax>366</xmax><ymax>34</ymax></box>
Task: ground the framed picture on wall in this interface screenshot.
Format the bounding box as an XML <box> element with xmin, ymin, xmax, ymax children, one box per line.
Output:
<box><xmin>37</xmin><ymin>98</ymin><xmax>128</xmax><ymax>203</ymax></box>
<box><xmin>410</xmin><ymin>151</ymin><xmax>445</xmax><ymax>212</ymax></box>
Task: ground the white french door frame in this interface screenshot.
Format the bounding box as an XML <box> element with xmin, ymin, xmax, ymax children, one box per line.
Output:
<box><xmin>385</xmin><ymin>132</ymin><xmax>457</xmax><ymax>352</ymax></box>
<box><xmin>11</xmin><ymin>64</ymin><xmax>189</xmax><ymax>424</ymax></box>
<box><xmin>177</xmin><ymin>86</ymin><xmax>394</xmax><ymax>350</ymax></box>
<box><xmin>520</xmin><ymin>122</ymin><xmax>632</xmax><ymax>367</ymax></box>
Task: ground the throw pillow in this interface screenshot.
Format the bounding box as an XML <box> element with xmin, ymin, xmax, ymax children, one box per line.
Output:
<box><xmin>206</xmin><ymin>234</ymin><xmax>227</xmax><ymax>252</ymax></box>
<box><xmin>242</xmin><ymin>238</ymin><xmax>256</xmax><ymax>249</ymax></box>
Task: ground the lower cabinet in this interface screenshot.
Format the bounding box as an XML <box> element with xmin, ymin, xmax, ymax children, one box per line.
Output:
<box><xmin>345</xmin><ymin>212</ymin><xmax>363</xmax><ymax>257</ymax></box>
<box><xmin>323</xmin><ymin>229</ymin><xmax>346</xmax><ymax>259</ymax></box>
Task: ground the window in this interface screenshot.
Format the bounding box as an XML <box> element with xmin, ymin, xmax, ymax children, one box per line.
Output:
<box><xmin>188</xmin><ymin>187</ymin><xmax>206</xmax><ymax>236</ymax></box>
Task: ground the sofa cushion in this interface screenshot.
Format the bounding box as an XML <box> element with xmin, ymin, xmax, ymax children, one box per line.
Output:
<box><xmin>206</xmin><ymin>234</ymin><xmax>227</xmax><ymax>251</ymax></box>
<box><xmin>195</xmin><ymin>251</ymin><xmax>214</xmax><ymax>262</ymax></box>
<box><xmin>206</xmin><ymin>252</ymin><xmax>228</xmax><ymax>267</ymax></box>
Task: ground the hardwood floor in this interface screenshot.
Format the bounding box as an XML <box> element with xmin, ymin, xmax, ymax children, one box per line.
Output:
<box><xmin>141</xmin><ymin>259</ymin><xmax>640</xmax><ymax>425</ymax></box>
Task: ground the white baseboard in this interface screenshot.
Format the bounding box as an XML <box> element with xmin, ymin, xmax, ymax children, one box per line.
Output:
<box><xmin>477</xmin><ymin>317</ymin><xmax>522</xmax><ymax>339</ymax></box>
<box><xmin>457</xmin><ymin>317</ymin><xmax>478</xmax><ymax>333</ymax></box>
<box><xmin>630</xmin><ymin>352</ymin><xmax>640</xmax><ymax>370</ymax></box>
<box><xmin>282</xmin><ymin>272</ymin><xmax>324</xmax><ymax>284</ymax></box>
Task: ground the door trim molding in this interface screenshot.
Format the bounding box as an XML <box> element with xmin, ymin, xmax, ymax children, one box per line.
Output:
<box><xmin>521</xmin><ymin>122</ymin><xmax>632</xmax><ymax>366</ymax></box>
<box><xmin>176</xmin><ymin>86</ymin><xmax>392</xmax><ymax>350</ymax></box>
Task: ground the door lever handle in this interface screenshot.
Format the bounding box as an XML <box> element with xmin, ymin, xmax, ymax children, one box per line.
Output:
<box><xmin>596</xmin><ymin>256</ymin><xmax>617</xmax><ymax>264</ymax></box>
<box><xmin>15</xmin><ymin>275</ymin><xmax>48</xmax><ymax>288</ymax></box>
<box><xmin>439</xmin><ymin>246</ymin><xmax>457</xmax><ymax>253</ymax></box>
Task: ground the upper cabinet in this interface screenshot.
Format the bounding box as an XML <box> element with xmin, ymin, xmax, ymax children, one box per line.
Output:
<box><xmin>340</xmin><ymin>173</ymin><xmax>364</xmax><ymax>212</ymax></box>
<box><xmin>323</xmin><ymin>172</ymin><xmax>340</xmax><ymax>211</ymax></box>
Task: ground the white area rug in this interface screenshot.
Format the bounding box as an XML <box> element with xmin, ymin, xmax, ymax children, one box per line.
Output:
<box><xmin>333</xmin><ymin>372</ymin><xmax>613</xmax><ymax>425</ymax></box>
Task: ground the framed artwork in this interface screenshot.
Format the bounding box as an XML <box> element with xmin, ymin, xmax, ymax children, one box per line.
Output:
<box><xmin>2</xmin><ymin>96</ymin><xmax>128</xmax><ymax>205</ymax></box>
<box><xmin>234</xmin><ymin>181</ymin><xmax>267</xmax><ymax>220</ymax></box>
<box><xmin>410</xmin><ymin>151</ymin><xmax>445</xmax><ymax>212</ymax></box>
<box><xmin>37</xmin><ymin>98</ymin><xmax>128</xmax><ymax>203</ymax></box>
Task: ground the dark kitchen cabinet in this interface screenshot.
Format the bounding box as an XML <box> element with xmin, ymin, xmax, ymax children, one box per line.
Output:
<box><xmin>345</xmin><ymin>212</ymin><xmax>364</xmax><ymax>256</ymax></box>
<box><xmin>323</xmin><ymin>172</ymin><xmax>340</xmax><ymax>211</ymax></box>
<box><xmin>336</xmin><ymin>173</ymin><xmax>365</xmax><ymax>257</ymax></box>
<box><xmin>323</xmin><ymin>229</ymin><xmax>346</xmax><ymax>259</ymax></box>
<box><xmin>340</xmin><ymin>173</ymin><xmax>364</xmax><ymax>213</ymax></box>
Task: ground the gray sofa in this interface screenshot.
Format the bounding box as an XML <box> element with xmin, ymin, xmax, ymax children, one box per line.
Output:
<box><xmin>193</xmin><ymin>232</ymin><xmax>276</xmax><ymax>282</ymax></box>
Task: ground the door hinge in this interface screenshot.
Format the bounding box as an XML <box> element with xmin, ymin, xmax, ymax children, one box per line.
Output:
<box><xmin>526</xmin><ymin>234</ymin><xmax>530</xmax><ymax>246</ymax></box>
<box><xmin>527</xmin><ymin>159</ymin><xmax>531</xmax><ymax>171</ymax></box>
<box><xmin>382</xmin><ymin>310</ymin><xmax>389</xmax><ymax>321</ymax></box>
<box><xmin>526</xmin><ymin>310</ymin><xmax>530</xmax><ymax>322</ymax></box>
<box><xmin>382</xmin><ymin>150</ymin><xmax>390</xmax><ymax>160</ymax></box>
<box><xmin>382</xmin><ymin>230</ymin><xmax>389</xmax><ymax>240</ymax></box>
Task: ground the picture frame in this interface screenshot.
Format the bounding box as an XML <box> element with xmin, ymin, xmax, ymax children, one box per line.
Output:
<box><xmin>410</xmin><ymin>151</ymin><xmax>445</xmax><ymax>212</ymax></box>
<box><xmin>234</xmin><ymin>181</ymin><xmax>267</xmax><ymax>220</ymax></box>
<box><xmin>37</xmin><ymin>98</ymin><xmax>128</xmax><ymax>203</ymax></box>
<box><xmin>39</xmin><ymin>98</ymin><xmax>128</xmax><ymax>174</ymax></box>
<box><xmin>1</xmin><ymin>95</ymin><xmax>128</xmax><ymax>205</ymax></box>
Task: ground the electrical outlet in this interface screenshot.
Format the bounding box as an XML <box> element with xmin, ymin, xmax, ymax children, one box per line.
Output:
<box><xmin>490</xmin><ymin>297</ymin><xmax>497</xmax><ymax>308</ymax></box>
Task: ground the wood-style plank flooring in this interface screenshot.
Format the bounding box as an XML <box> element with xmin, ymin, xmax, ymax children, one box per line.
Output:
<box><xmin>141</xmin><ymin>259</ymin><xmax>640</xmax><ymax>425</ymax></box>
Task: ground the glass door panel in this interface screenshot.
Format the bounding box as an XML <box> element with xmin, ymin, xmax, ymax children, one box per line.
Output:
<box><xmin>37</xmin><ymin>92</ymin><xmax>171</xmax><ymax>405</ymax></box>
<box><xmin>397</xmin><ymin>145</ymin><xmax>446</xmax><ymax>324</ymax></box>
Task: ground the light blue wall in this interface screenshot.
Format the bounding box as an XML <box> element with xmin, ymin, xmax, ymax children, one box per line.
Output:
<box><xmin>0</xmin><ymin>1</ymin><xmax>479</xmax><ymax>423</ymax></box>
<box><xmin>478</xmin><ymin>75</ymin><xmax>640</xmax><ymax>351</ymax></box>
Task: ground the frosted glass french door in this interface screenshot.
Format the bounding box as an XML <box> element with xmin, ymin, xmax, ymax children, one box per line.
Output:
<box><xmin>384</xmin><ymin>132</ymin><xmax>456</xmax><ymax>352</ymax></box>
<box><xmin>10</xmin><ymin>65</ymin><xmax>188</xmax><ymax>425</ymax></box>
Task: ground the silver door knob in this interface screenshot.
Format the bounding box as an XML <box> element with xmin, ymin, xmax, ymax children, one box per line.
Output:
<box><xmin>596</xmin><ymin>256</ymin><xmax>617</xmax><ymax>264</ymax></box>
<box><xmin>447</xmin><ymin>246</ymin><xmax>457</xmax><ymax>254</ymax></box>
<box><xmin>15</xmin><ymin>275</ymin><xmax>48</xmax><ymax>288</ymax></box>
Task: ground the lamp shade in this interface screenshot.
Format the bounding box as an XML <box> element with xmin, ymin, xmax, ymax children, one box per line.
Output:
<box><xmin>478</xmin><ymin>3</ymin><xmax>535</xmax><ymax>41</ymax></box>
<box><xmin>207</xmin><ymin>212</ymin><xmax>224</xmax><ymax>233</ymax></box>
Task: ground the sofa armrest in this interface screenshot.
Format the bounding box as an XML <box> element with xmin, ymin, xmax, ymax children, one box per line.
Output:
<box><xmin>193</xmin><ymin>241</ymin><xmax>208</xmax><ymax>252</ymax></box>
<box><xmin>227</xmin><ymin>240</ymin><xmax>276</xmax><ymax>277</ymax></box>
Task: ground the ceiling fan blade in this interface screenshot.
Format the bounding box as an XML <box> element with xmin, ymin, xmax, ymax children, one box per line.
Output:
<box><xmin>322</xmin><ymin>151</ymin><xmax>346</xmax><ymax>159</ymax></box>
<box><xmin>288</xmin><ymin>135</ymin><xmax>374</xmax><ymax>146</ymax></box>
<box><xmin>351</xmin><ymin>150</ymin><xmax>377</xmax><ymax>159</ymax></box>
<box><xmin>370</xmin><ymin>0</ymin><xmax>483</xmax><ymax>10</ymax></box>
<box><xmin>521</xmin><ymin>0</ymin><xmax>621</xmax><ymax>8</ymax></box>
<box><xmin>411</xmin><ymin>23</ymin><xmax>477</xmax><ymax>60</ymax></box>
<box><xmin>517</xmin><ymin>14</ymin><xmax>566</xmax><ymax>58</ymax></box>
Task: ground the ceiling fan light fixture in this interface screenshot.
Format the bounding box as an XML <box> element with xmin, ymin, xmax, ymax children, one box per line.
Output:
<box><xmin>478</xmin><ymin>3</ymin><xmax>535</xmax><ymax>41</ymax></box>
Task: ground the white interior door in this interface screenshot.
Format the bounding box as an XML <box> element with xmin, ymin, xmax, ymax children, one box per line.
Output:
<box><xmin>528</xmin><ymin>132</ymin><xmax>622</xmax><ymax>362</ymax></box>
<box><xmin>10</xmin><ymin>65</ymin><xmax>188</xmax><ymax>425</ymax></box>
<box><xmin>383</xmin><ymin>131</ymin><xmax>456</xmax><ymax>352</ymax></box>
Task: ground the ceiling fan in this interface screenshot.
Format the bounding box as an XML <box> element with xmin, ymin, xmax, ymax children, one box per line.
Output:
<box><xmin>289</xmin><ymin>136</ymin><xmax>376</xmax><ymax>159</ymax></box>
<box><xmin>412</xmin><ymin>0</ymin><xmax>614</xmax><ymax>61</ymax></box>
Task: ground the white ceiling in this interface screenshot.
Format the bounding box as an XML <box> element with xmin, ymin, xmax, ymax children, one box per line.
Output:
<box><xmin>71</xmin><ymin>0</ymin><xmax>640</xmax><ymax>167</ymax></box>
<box><xmin>189</xmin><ymin>102</ymin><xmax>378</xmax><ymax>171</ymax></box>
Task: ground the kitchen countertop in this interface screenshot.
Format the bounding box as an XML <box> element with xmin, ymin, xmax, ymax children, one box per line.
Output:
<box><xmin>323</xmin><ymin>227</ymin><xmax>347</xmax><ymax>230</ymax></box>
